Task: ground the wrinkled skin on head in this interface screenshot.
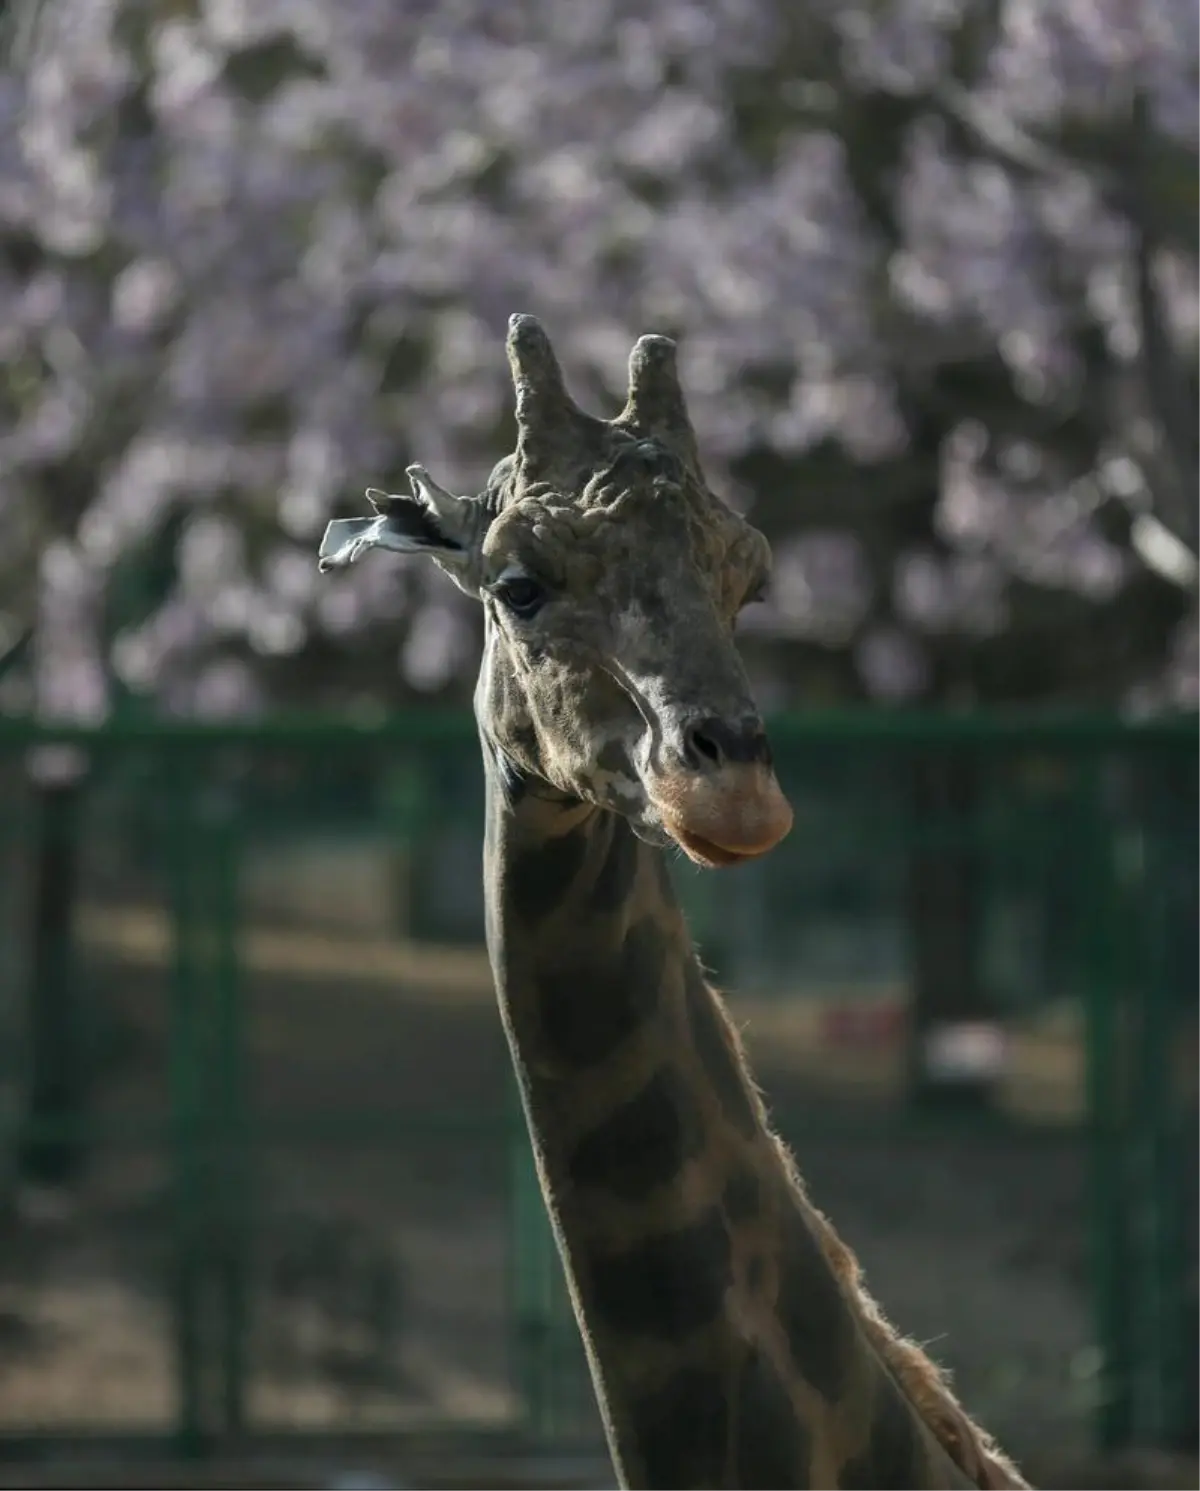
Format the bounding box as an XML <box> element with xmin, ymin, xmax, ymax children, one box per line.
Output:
<box><xmin>318</xmin><ymin>315</ymin><xmax>791</xmax><ymax>866</ymax></box>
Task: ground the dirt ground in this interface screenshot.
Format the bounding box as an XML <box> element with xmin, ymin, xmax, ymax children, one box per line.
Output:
<box><xmin>0</xmin><ymin>1448</ymin><xmax>1195</xmax><ymax>1490</ymax></box>
<box><xmin>0</xmin><ymin>903</ymin><xmax>1169</xmax><ymax>1485</ymax></box>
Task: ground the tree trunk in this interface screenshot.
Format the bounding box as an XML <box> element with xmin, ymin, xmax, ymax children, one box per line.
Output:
<box><xmin>906</xmin><ymin>749</ymin><xmax>997</xmax><ymax>1110</ymax></box>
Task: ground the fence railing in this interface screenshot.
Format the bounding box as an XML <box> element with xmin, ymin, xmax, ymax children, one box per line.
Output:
<box><xmin>0</xmin><ymin>711</ymin><xmax>1194</xmax><ymax>1466</ymax></box>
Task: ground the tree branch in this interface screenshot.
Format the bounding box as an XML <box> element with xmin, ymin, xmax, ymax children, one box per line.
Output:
<box><xmin>932</xmin><ymin>81</ymin><xmax>1198</xmax><ymax>580</ymax></box>
<box><xmin>1124</xmin><ymin>90</ymin><xmax>1199</xmax><ymax>555</ymax></box>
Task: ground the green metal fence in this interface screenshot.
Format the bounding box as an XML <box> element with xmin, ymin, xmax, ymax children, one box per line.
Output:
<box><xmin>0</xmin><ymin>712</ymin><xmax>1194</xmax><ymax>1469</ymax></box>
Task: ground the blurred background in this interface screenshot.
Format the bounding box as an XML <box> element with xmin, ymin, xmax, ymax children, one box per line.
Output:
<box><xmin>0</xmin><ymin>0</ymin><xmax>1196</xmax><ymax>1486</ymax></box>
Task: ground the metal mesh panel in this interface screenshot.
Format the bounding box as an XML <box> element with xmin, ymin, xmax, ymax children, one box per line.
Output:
<box><xmin>0</xmin><ymin>714</ymin><xmax>1193</xmax><ymax>1468</ymax></box>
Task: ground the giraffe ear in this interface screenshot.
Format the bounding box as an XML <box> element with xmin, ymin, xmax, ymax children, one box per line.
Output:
<box><xmin>317</xmin><ymin>466</ymin><xmax>489</xmax><ymax>594</ymax></box>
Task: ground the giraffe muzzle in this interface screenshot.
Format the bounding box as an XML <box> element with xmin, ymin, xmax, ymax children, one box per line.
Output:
<box><xmin>650</xmin><ymin>763</ymin><xmax>794</xmax><ymax>868</ymax></box>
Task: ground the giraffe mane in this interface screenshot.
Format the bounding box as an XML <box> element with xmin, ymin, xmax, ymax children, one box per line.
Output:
<box><xmin>806</xmin><ymin>1191</ymin><xmax>1029</xmax><ymax>1488</ymax></box>
<box><xmin>714</xmin><ymin>977</ymin><xmax>1031</xmax><ymax>1490</ymax></box>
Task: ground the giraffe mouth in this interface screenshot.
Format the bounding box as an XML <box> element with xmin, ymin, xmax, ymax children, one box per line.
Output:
<box><xmin>652</xmin><ymin>765</ymin><xmax>794</xmax><ymax>869</ymax></box>
<box><xmin>669</xmin><ymin>828</ymin><xmax>767</xmax><ymax>868</ymax></box>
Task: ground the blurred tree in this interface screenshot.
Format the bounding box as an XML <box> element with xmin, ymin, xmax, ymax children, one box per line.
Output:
<box><xmin>0</xmin><ymin>0</ymin><xmax>1195</xmax><ymax>1136</ymax></box>
<box><xmin>719</xmin><ymin>0</ymin><xmax>1198</xmax><ymax>1097</ymax></box>
<box><xmin>0</xmin><ymin>0</ymin><xmax>1193</xmax><ymax>718</ymax></box>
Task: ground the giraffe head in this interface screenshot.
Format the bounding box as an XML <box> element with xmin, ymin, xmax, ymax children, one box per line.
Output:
<box><xmin>319</xmin><ymin>315</ymin><xmax>792</xmax><ymax>867</ymax></box>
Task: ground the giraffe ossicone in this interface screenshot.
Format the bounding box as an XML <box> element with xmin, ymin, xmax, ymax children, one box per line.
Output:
<box><xmin>316</xmin><ymin>315</ymin><xmax>1029</xmax><ymax>1491</ymax></box>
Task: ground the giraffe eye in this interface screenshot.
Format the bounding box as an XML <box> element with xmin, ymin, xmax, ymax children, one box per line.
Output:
<box><xmin>494</xmin><ymin>575</ymin><xmax>547</xmax><ymax>619</ymax></box>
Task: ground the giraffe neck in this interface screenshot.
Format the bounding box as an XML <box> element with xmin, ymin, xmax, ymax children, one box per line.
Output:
<box><xmin>481</xmin><ymin>756</ymin><xmax>999</xmax><ymax>1490</ymax></box>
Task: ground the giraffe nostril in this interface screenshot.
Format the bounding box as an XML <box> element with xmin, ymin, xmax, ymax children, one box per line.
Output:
<box><xmin>686</xmin><ymin>723</ymin><xmax>724</xmax><ymax>768</ymax></box>
<box><xmin>682</xmin><ymin>716</ymin><xmax>772</xmax><ymax>770</ymax></box>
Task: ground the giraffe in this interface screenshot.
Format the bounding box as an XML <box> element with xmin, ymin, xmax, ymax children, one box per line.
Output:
<box><xmin>317</xmin><ymin>315</ymin><xmax>1030</xmax><ymax>1490</ymax></box>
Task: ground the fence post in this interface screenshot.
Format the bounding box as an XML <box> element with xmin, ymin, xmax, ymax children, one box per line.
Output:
<box><xmin>16</xmin><ymin>777</ymin><xmax>87</xmax><ymax>1189</ymax></box>
<box><xmin>166</xmin><ymin>752</ymin><xmax>249</xmax><ymax>1454</ymax></box>
<box><xmin>1125</xmin><ymin>768</ymin><xmax>1193</xmax><ymax>1449</ymax></box>
<box><xmin>1080</xmin><ymin>752</ymin><xmax>1133</xmax><ymax>1451</ymax></box>
<box><xmin>209</xmin><ymin>784</ymin><xmax>248</xmax><ymax>1440</ymax></box>
<box><xmin>167</xmin><ymin>754</ymin><xmax>207</xmax><ymax>1458</ymax></box>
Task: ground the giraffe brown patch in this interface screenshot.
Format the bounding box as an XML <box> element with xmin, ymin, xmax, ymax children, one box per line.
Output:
<box><xmin>587</xmin><ymin>1203</ymin><xmax>731</xmax><ymax>1339</ymax></box>
<box><xmin>733</xmin><ymin>1347</ymin><xmax>811</xmax><ymax>1488</ymax></box>
<box><xmin>535</xmin><ymin>916</ymin><xmax>665</xmax><ymax>1069</ymax></box>
<box><xmin>589</xmin><ymin>817</ymin><xmax>640</xmax><ymax>914</ymax></box>
<box><xmin>838</xmin><ymin>1364</ymin><xmax>923</xmax><ymax>1490</ymax></box>
<box><xmin>567</xmin><ymin>1067</ymin><xmax>702</xmax><ymax>1201</ymax></box>
<box><xmin>685</xmin><ymin>963</ymin><xmax>760</xmax><ymax>1139</ymax></box>
<box><xmin>628</xmin><ymin>1364</ymin><xmax>728</xmax><ymax>1487</ymax></box>
<box><xmin>596</xmin><ymin>739</ymin><xmax>628</xmax><ymax>777</ymax></box>
<box><xmin>509</xmin><ymin>823</ymin><xmax>590</xmax><ymax>923</ymax></box>
<box><xmin>775</xmin><ymin>1198</ymin><xmax>852</xmax><ymax>1402</ymax></box>
<box><xmin>721</xmin><ymin>1169</ymin><xmax>761</xmax><ymax>1222</ymax></box>
<box><xmin>513</xmin><ymin>722</ymin><xmax>540</xmax><ymax>760</ymax></box>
